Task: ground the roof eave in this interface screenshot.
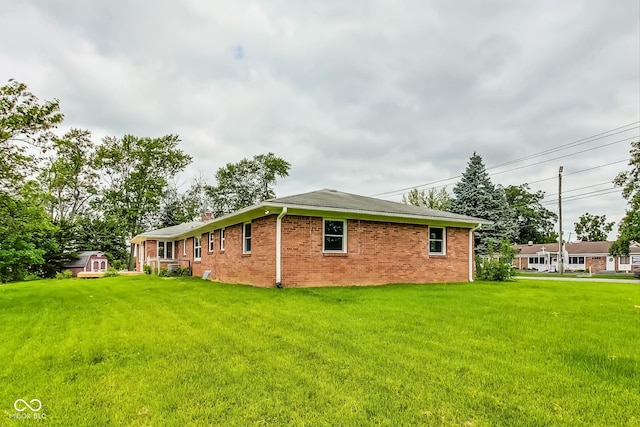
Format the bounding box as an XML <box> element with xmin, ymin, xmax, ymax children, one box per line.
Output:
<box><xmin>131</xmin><ymin>202</ymin><xmax>490</xmax><ymax>244</ymax></box>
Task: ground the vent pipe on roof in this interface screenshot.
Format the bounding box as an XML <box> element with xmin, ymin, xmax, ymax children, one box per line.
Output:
<box><xmin>528</xmin><ymin>241</ymin><xmax>533</xmax><ymax>246</ymax></box>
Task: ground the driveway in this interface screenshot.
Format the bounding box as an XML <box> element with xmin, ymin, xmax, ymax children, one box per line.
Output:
<box><xmin>515</xmin><ymin>276</ymin><xmax>639</xmax><ymax>284</ymax></box>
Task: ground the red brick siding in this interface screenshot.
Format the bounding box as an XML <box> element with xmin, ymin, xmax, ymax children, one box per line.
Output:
<box><xmin>191</xmin><ymin>215</ymin><xmax>277</xmax><ymax>287</ymax></box>
<box><xmin>280</xmin><ymin>216</ymin><xmax>470</xmax><ymax>287</ymax></box>
<box><xmin>140</xmin><ymin>216</ymin><xmax>473</xmax><ymax>287</ymax></box>
<box><xmin>586</xmin><ymin>256</ymin><xmax>606</xmax><ymax>272</ymax></box>
<box><xmin>513</xmin><ymin>257</ymin><xmax>530</xmax><ymax>270</ymax></box>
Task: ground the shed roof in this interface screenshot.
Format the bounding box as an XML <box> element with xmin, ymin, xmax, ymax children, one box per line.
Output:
<box><xmin>63</xmin><ymin>251</ymin><xmax>106</xmax><ymax>268</ymax></box>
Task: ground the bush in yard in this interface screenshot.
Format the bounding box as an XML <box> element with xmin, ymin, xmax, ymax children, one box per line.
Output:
<box><xmin>158</xmin><ymin>268</ymin><xmax>170</xmax><ymax>277</ymax></box>
<box><xmin>143</xmin><ymin>264</ymin><xmax>152</xmax><ymax>275</ymax></box>
<box><xmin>55</xmin><ymin>270</ymin><xmax>73</xmax><ymax>280</ymax></box>
<box><xmin>476</xmin><ymin>239</ymin><xmax>516</xmax><ymax>281</ymax></box>
<box><xmin>103</xmin><ymin>267</ymin><xmax>119</xmax><ymax>277</ymax></box>
<box><xmin>172</xmin><ymin>267</ymin><xmax>191</xmax><ymax>277</ymax></box>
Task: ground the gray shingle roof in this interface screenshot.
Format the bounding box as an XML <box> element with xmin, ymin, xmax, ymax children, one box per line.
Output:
<box><xmin>63</xmin><ymin>251</ymin><xmax>105</xmax><ymax>268</ymax></box>
<box><xmin>267</xmin><ymin>189</ymin><xmax>489</xmax><ymax>223</ymax></box>
<box><xmin>133</xmin><ymin>189</ymin><xmax>489</xmax><ymax>243</ymax></box>
<box><xmin>138</xmin><ymin>221</ymin><xmax>205</xmax><ymax>239</ymax></box>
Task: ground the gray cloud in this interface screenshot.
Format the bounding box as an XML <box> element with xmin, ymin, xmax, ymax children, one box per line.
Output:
<box><xmin>1</xmin><ymin>0</ymin><xmax>637</xmax><ymax>239</ymax></box>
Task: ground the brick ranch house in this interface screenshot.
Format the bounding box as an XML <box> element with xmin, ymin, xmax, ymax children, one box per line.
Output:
<box><xmin>132</xmin><ymin>189</ymin><xmax>490</xmax><ymax>287</ymax></box>
<box><xmin>513</xmin><ymin>241</ymin><xmax>640</xmax><ymax>273</ymax></box>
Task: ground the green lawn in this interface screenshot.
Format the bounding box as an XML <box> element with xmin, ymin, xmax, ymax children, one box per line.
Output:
<box><xmin>0</xmin><ymin>276</ymin><xmax>638</xmax><ymax>426</ymax></box>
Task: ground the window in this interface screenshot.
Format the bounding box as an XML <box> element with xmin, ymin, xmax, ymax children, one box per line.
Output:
<box><xmin>569</xmin><ymin>256</ymin><xmax>585</xmax><ymax>264</ymax></box>
<box><xmin>158</xmin><ymin>241</ymin><xmax>174</xmax><ymax>259</ymax></box>
<box><xmin>429</xmin><ymin>227</ymin><xmax>445</xmax><ymax>255</ymax></box>
<box><xmin>243</xmin><ymin>223</ymin><xmax>252</xmax><ymax>254</ymax></box>
<box><xmin>323</xmin><ymin>219</ymin><xmax>346</xmax><ymax>252</ymax></box>
<box><xmin>194</xmin><ymin>236</ymin><xmax>202</xmax><ymax>260</ymax></box>
<box><xmin>220</xmin><ymin>229</ymin><xmax>225</xmax><ymax>251</ymax></box>
<box><xmin>620</xmin><ymin>255</ymin><xmax>630</xmax><ymax>264</ymax></box>
<box><xmin>208</xmin><ymin>232</ymin><xmax>215</xmax><ymax>252</ymax></box>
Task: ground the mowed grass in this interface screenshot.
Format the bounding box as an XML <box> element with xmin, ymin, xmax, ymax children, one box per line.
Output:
<box><xmin>0</xmin><ymin>276</ymin><xmax>638</xmax><ymax>426</ymax></box>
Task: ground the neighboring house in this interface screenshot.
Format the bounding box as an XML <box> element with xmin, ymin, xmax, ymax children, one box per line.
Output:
<box><xmin>63</xmin><ymin>251</ymin><xmax>109</xmax><ymax>277</ymax></box>
<box><xmin>512</xmin><ymin>241</ymin><xmax>640</xmax><ymax>273</ymax></box>
<box><xmin>132</xmin><ymin>189</ymin><xmax>490</xmax><ymax>287</ymax></box>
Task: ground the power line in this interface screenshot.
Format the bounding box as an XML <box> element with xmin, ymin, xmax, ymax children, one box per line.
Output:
<box><xmin>371</xmin><ymin>123</ymin><xmax>638</xmax><ymax>198</ymax></box>
<box><xmin>526</xmin><ymin>159</ymin><xmax>629</xmax><ymax>185</ymax></box>
<box><xmin>545</xmin><ymin>181</ymin><xmax>612</xmax><ymax>197</ymax></box>
<box><xmin>542</xmin><ymin>187</ymin><xmax>623</xmax><ymax>205</ymax></box>
<box><xmin>488</xmin><ymin>123</ymin><xmax>639</xmax><ymax>169</ymax></box>
<box><xmin>489</xmin><ymin>136</ymin><xmax>636</xmax><ymax>178</ymax></box>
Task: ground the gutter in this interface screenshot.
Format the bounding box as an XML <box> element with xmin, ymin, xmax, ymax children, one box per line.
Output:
<box><xmin>469</xmin><ymin>223</ymin><xmax>482</xmax><ymax>282</ymax></box>
<box><xmin>275</xmin><ymin>207</ymin><xmax>288</xmax><ymax>288</ymax></box>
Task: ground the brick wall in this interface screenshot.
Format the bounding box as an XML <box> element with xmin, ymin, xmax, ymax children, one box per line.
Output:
<box><xmin>586</xmin><ymin>256</ymin><xmax>606</xmax><ymax>272</ymax></box>
<box><xmin>280</xmin><ymin>216</ymin><xmax>470</xmax><ymax>287</ymax></box>
<box><xmin>191</xmin><ymin>215</ymin><xmax>277</xmax><ymax>287</ymax></box>
<box><xmin>139</xmin><ymin>215</ymin><xmax>473</xmax><ymax>287</ymax></box>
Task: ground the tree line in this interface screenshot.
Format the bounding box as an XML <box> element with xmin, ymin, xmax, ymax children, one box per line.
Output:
<box><xmin>402</xmin><ymin>151</ymin><xmax>639</xmax><ymax>255</ymax></box>
<box><xmin>2</xmin><ymin>79</ymin><xmax>638</xmax><ymax>282</ymax></box>
<box><xmin>0</xmin><ymin>80</ymin><xmax>289</xmax><ymax>282</ymax></box>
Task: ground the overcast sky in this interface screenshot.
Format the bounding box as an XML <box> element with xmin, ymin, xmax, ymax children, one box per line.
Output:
<box><xmin>1</xmin><ymin>0</ymin><xmax>638</xmax><ymax>240</ymax></box>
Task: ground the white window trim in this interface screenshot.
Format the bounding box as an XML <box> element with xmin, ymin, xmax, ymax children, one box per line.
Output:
<box><xmin>194</xmin><ymin>236</ymin><xmax>202</xmax><ymax>260</ymax></box>
<box><xmin>208</xmin><ymin>232</ymin><xmax>215</xmax><ymax>252</ymax></box>
<box><xmin>220</xmin><ymin>228</ymin><xmax>225</xmax><ymax>251</ymax></box>
<box><xmin>428</xmin><ymin>227</ymin><xmax>446</xmax><ymax>255</ymax></box>
<box><xmin>243</xmin><ymin>222</ymin><xmax>252</xmax><ymax>254</ymax></box>
<box><xmin>323</xmin><ymin>219</ymin><xmax>347</xmax><ymax>253</ymax></box>
<box><xmin>183</xmin><ymin>238</ymin><xmax>186</xmax><ymax>256</ymax></box>
<box><xmin>157</xmin><ymin>241</ymin><xmax>175</xmax><ymax>260</ymax></box>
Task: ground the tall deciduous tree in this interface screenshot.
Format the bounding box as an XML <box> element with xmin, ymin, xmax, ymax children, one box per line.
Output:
<box><xmin>402</xmin><ymin>187</ymin><xmax>451</xmax><ymax>210</ymax></box>
<box><xmin>157</xmin><ymin>179</ymin><xmax>208</xmax><ymax>228</ymax></box>
<box><xmin>611</xmin><ymin>140</ymin><xmax>640</xmax><ymax>254</ymax></box>
<box><xmin>451</xmin><ymin>152</ymin><xmax>517</xmax><ymax>254</ymax></box>
<box><xmin>0</xmin><ymin>79</ymin><xmax>63</xmax><ymax>190</ymax></box>
<box><xmin>39</xmin><ymin>128</ymin><xmax>98</xmax><ymax>223</ymax></box>
<box><xmin>504</xmin><ymin>184</ymin><xmax>557</xmax><ymax>243</ymax></box>
<box><xmin>93</xmin><ymin>134</ymin><xmax>192</xmax><ymax>268</ymax></box>
<box><xmin>206</xmin><ymin>153</ymin><xmax>290</xmax><ymax>216</ymax></box>
<box><xmin>0</xmin><ymin>183</ymin><xmax>61</xmax><ymax>282</ymax></box>
<box><xmin>574</xmin><ymin>213</ymin><xmax>614</xmax><ymax>242</ymax></box>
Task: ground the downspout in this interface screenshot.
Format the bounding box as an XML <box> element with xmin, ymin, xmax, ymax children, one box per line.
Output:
<box><xmin>275</xmin><ymin>207</ymin><xmax>288</xmax><ymax>288</ymax></box>
<box><xmin>469</xmin><ymin>223</ymin><xmax>482</xmax><ymax>282</ymax></box>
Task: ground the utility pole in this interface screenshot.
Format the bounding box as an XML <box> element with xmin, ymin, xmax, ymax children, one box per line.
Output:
<box><xmin>558</xmin><ymin>166</ymin><xmax>564</xmax><ymax>275</ymax></box>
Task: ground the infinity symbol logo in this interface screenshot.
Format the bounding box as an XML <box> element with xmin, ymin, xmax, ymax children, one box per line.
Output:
<box><xmin>14</xmin><ymin>399</ymin><xmax>42</xmax><ymax>412</ymax></box>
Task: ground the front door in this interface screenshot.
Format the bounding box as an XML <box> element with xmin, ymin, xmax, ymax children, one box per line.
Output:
<box><xmin>606</xmin><ymin>256</ymin><xmax>616</xmax><ymax>271</ymax></box>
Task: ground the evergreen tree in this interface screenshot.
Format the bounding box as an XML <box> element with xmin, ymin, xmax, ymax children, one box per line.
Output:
<box><xmin>451</xmin><ymin>152</ymin><xmax>517</xmax><ymax>254</ymax></box>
